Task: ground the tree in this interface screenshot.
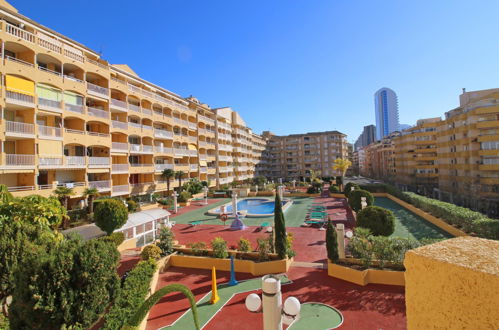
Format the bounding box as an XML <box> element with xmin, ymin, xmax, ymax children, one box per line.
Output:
<box><xmin>9</xmin><ymin>235</ymin><xmax>120</xmax><ymax>329</ymax></box>
<box><xmin>344</xmin><ymin>182</ymin><xmax>360</xmax><ymax>198</ymax></box>
<box><xmin>161</xmin><ymin>168</ymin><xmax>175</xmax><ymax>195</ymax></box>
<box><xmin>273</xmin><ymin>193</ymin><xmax>287</xmax><ymax>259</ymax></box>
<box><xmin>157</xmin><ymin>226</ymin><xmax>175</xmax><ymax>256</ymax></box>
<box><xmin>357</xmin><ymin>206</ymin><xmax>395</xmax><ymax>236</ymax></box>
<box><xmin>0</xmin><ymin>195</ymin><xmax>67</xmax><ymax>229</ymax></box>
<box><xmin>325</xmin><ymin>220</ymin><xmax>339</xmax><ymax>262</ymax></box>
<box><xmin>0</xmin><ymin>185</ymin><xmax>13</xmax><ymax>204</ymax></box>
<box><xmin>83</xmin><ymin>187</ymin><xmax>100</xmax><ymax>214</ymax></box>
<box><xmin>53</xmin><ymin>186</ymin><xmax>74</xmax><ymax>210</ymax></box>
<box><xmin>253</xmin><ymin>176</ymin><xmax>266</xmax><ymax>187</ymax></box>
<box><xmin>94</xmin><ymin>199</ymin><xmax>128</xmax><ymax>235</ymax></box>
<box><xmin>175</xmin><ymin>171</ymin><xmax>186</xmax><ymax>191</ymax></box>
<box><xmin>348</xmin><ymin>189</ymin><xmax>374</xmax><ymax>212</ymax></box>
<box><xmin>309</xmin><ymin>169</ymin><xmax>321</xmax><ymax>183</ymax></box>
<box><xmin>333</xmin><ymin>158</ymin><xmax>352</xmax><ymax>189</ymax></box>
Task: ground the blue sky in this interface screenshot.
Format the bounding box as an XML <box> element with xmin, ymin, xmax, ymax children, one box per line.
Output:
<box><xmin>12</xmin><ymin>0</ymin><xmax>499</xmax><ymax>141</ymax></box>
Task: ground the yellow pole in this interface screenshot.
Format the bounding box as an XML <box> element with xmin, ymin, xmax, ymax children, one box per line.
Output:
<box><xmin>210</xmin><ymin>266</ymin><xmax>220</xmax><ymax>304</ymax></box>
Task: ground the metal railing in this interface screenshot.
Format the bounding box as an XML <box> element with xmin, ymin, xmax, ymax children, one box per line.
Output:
<box><xmin>6</xmin><ymin>90</ymin><xmax>35</xmax><ymax>104</ymax></box>
<box><xmin>65</xmin><ymin>128</ymin><xmax>85</xmax><ymax>135</ymax></box>
<box><xmin>6</xmin><ymin>121</ymin><xmax>35</xmax><ymax>135</ymax></box>
<box><xmin>65</xmin><ymin>156</ymin><xmax>86</xmax><ymax>166</ymax></box>
<box><xmin>39</xmin><ymin>97</ymin><xmax>62</xmax><ymax>109</ymax></box>
<box><xmin>87</xmin><ymin>107</ymin><xmax>109</xmax><ymax>119</ymax></box>
<box><xmin>154</xmin><ymin>129</ymin><xmax>174</xmax><ymax>139</ymax></box>
<box><xmin>87</xmin><ymin>82</ymin><xmax>109</xmax><ymax>96</ymax></box>
<box><xmin>38</xmin><ymin>66</ymin><xmax>62</xmax><ymax>77</ymax></box>
<box><xmin>111</xmin><ymin>142</ymin><xmax>128</xmax><ymax>150</ymax></box>
<box><xmin>65</xmin><ymin>103</ymin><xmax>85</xmax><ymax>114</ymax></box>
<box><xmin>142</xmin><ymin>125</ymin><xmax>153</xmax><ymax>131</ymax></box>
<box><xmin>142</xmin><ymin>108</ymin><xmax>152</xmax><ymax>116</ymax></box>
<box><xmin>38</xmin><ymin>125</ymin><xmax>61</xmax><ymax>138</ymax></box>
<box><xmin>112</xmin><ymin>185</ymin><xmax>130</xmax><ymax>193</ymax></box>
<box><xmin>189</xmin><ymin>164</ymin><xmax>198</xmax><ymax>171</ymax></box>
<box><xmin>5</xmin><ymin>55</ymin><xmax>34</xmax><ymax>67</ymax></box>
<box><xmin>87</xmin><ymin>131</ymin><xmax>109</xmax><ymax>138</ymax></box>
<box><xmin>88</xmin><ymin>180</ymin><xmax>111</xmax><ymax>190</ymax></box>
<box><xmin>155</xmin><ymin>164</ymin><xmax>174</xmax><ymax>171</ymax></box>
<box><xmin>39</xmin><ymin>156</ymin><xmax>63</xmax><ymax>166</ymax></box>
<box><xmin>110</xmin><ymin>98</ymin><xmax>128</xmax><ymax>110</ymax></box>
<box><xmin>155</xmin><ymin>146</ymin><xmax>173</xmax><ymax>154</ymax></box>
<box><xmin>6</xmin><ymin>154</ymin><xmax>35</xmax><ymax>166</ymax></box>
<box><xmin>7</xmin><ymin>185</ymin><xmax>36</xmax><ymax>192</ymax></box>
<box><xmin>112</xmin><ymin>120</ymin><xmax>128</xmax><ymax>130</ymax></box>
<box><xmin>129</xmin><ymin>122</ymin><xmax>142</xmax><ymax>129</ymax></box>
<box><xmin>142</xmin><ymin>145</ymin><xmax>153</xmax><ymax>153</ymax></box>
<box><xmin>88</xmin><ymin>157</ymin><xmax>110</xmax><ymax>166</ymax></box>
<box><xmin>112</xmin><ymin>164</ymin><xmax>129</xmax><ymax>172</ymax></box>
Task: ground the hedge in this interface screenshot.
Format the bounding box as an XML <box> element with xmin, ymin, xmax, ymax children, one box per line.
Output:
<box><xmin>358</xmin><ymin>183</ymin><xmax>499</xmax><ymax>240</ymax></box>
<box><xmin>348</xmin><ymin>189</ymin><xmax>374</xmax><ymax>212</ymax></box>
<box><xmin>344</xmin><ymin>182</ymin><xmax>360</xmax><ymax>197</ymax></box>
<box><xmin>357</xmin><ymin>206</ymin><xmax>395</xmax><ymax>236</ymax></box>
<box><xmin>103</xmin><ymin>259</ymin><xmax>157</xmax><ymax>329</ymax></box>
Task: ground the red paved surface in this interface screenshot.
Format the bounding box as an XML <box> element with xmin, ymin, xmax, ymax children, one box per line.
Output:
<box><xmin>147</xmin><ymin>266</ymin><xmax>406</xmax><ymax>330</ymax></box>
<box><xmin>169</xmin><ymin>198</ymin><xmax>227</xmax><ymax>218</ymax></box>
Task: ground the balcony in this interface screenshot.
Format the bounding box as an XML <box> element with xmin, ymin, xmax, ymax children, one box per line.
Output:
<box><xmin>198</xmin><ymin>115</ymin><xmax>215</xmax><ymax>125</ymax></box>
<box><xmin>130</xmin><ymin>182</ymin><xmax>155</xmax><ymax>193</ymax></box>
<box><xmin>88</xmin><ymin>157</ymin><xmax>110</xmax><ymax>168</ymax></box>
<box><xmin>5</xmin><ymin>22</ymin><xmax>35</xmax><ymax>43</ymax></box>
<box><xmin>86</xmin><ymin>82</ymin><xmax>109</xmax><ymax>98</ymax></box>
<box><xmin>88</xmin><ymin>180</ymin><xmax>111</xmax><ymax>192</ymax></box>
<box><xmin>142</xmin><ymin>108</ymin><xmax>152</xmax><ymax>116</ymax></box>
<box><xmin>142</xmin><ymin>125</ymin><xmax>153</xmax><ymax>131</ymax></box>
<box><xmin>476</xmin><ymin>119</ymin><xmax>499</xmax><ymax>129</ymax></box>
<box><xmin>38</xmin><ymin>98</ymin><xmax>62</xmax><ymax>113</ymax></box>
<box><xmin>155</xmin><ymin>163</ymin><xmax>174</xmax><ymax>172</ymax></box>
<box><xmin>111</xmin><ymin>142</ymin><xmax>128</xmax><ymax>152</ymax></box>
<box><xmin>65</xmin><ymin>103</ymin><xmax>85</xmax><ymax>115</ymax></box>
<box><xmin>87</xmin><ymin>107</ymin><xmax>109</xmax><ymax>119</ymax></box>
<box><xmin>111</xmin><ymin>120</ymin><xmax>128</xmax><ymax>130</ymax></box>
<box><xmin>155</xmin><ymin>146</ymin><xmax>173</xmax><ymax>154</ymax></box>
<box><xmin>154</xmin><ymin>129</ymin><xmax>173</xmax><ymax>139</ymax></box>
<box><xmin>5</xmin><ymin>121</ymin><xmax>35</xmax><ymax>137</ymax></box>
<box><xmin>4</xmin><ymin>154</ymin><xmax>35</xmax><ymax>167</ymax></box>
<box><xmin>129</xmin><ymin>144</ymin><xmax>154</xmax><ymax>154</ymax></box>
<box><xmin>110</xmin><ymin>98</ymin><xmax>128</xmax><ymax>112</ymax></box>
<box><xmin>65</xmin><ymin>156</ymin><xmax>86</xmax><ymax>168</ymax></box>
<box><xmin>39</xmin><ymin>156</ymin><xmax>63</xmax><ymax>168</ymax></box>
<box><xmin>189</xmin><ymin>164</ymin><xmax>198</xmax><ymax>171</ymax></box>
<box><xmin>130</xmin><ymin>164</ymin><xmax>154</xmax><ymax>173</ymax></box>
<box><xmin>128</xmin><ymin>104</ymin><xmax>141</xmax><ymax>113</ymax></box>
<box><xmin>200</xmin><ymin>167</ymin><xmax>207</xmax><ymax>173</ymax></box>
<box><xmin>38</xmin><ymin>125</ymin><xmax>62</xmax><ymax>139</ymax></box>
<box><xmin>188</xmin><ymin>122</ymin><xmax>197</xmax><ymax>130</ymax></box>
<box><xmin>174</xmin><ymin>149</ymin><xmax>190</xmax><ymax>157</ymax></box>
<box><xmin>6</xmin><ymin>90</ymin><xmax>35</xmax><ymax>108</ymax></box>
<box><xmin>112</xmin><ymin>184</ymin><xmax>130</xmax><ymax>196</ymax></box>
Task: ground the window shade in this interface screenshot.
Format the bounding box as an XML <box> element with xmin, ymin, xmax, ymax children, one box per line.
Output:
<box><xmin>5</xmin><ymin>75</ymin><xmax>35</xmax><ymax>95</ymax></box>
<box><xmin>36</xmin><ymin>84</ymin><xmax>61</xmax><ymax>101</ymax></box>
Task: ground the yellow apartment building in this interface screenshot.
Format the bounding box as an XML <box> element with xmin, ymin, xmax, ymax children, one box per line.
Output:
<box><xmin>360</xmin><ymin>132</ymin><xmax>399</xmax><ymax>181</ymax></box>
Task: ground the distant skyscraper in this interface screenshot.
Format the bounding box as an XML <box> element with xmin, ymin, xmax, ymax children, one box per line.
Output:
<box><xmin>354</xmin><ymin>124</ymin><xmax>376</xmax><ymax>150</ymax></box>
<box><xmin>374</xmin><ymin>87</ymin><xmax>400</xmax><ymax>140</ymax></box>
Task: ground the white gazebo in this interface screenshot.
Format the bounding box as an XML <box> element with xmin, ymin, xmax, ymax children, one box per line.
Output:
<box><xmin>116</xmin><ymin>208</ymin><xmax>171</xmax><ymax>247</ymax></box>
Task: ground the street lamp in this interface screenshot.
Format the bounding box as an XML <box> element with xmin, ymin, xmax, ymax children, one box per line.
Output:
<box><xmin>244</xmin><ymin>275</ymin><xmax>301</xmax><ymax>330</ymax></box>
<box><xmin>203</xmin><ymin>186</ymin><xmax>209</xmax><ymax>205</ymax></box>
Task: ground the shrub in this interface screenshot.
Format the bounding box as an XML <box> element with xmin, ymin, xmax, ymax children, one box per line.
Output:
<box><xmin>178</xmin><ymin>191</ymin><xmax>192</xmax><ymax>203</ymax></box>
<box><xmin>335</xmin><ymin>176</ymin><xmax>343</xmax><ymax>186</ymax></box>
<box><xmin>356</xmin><ymin>206</ymin><xmax>395</xmax><ymax>236</ymax></box>
<box><xmin>328</xmin><ymin>185</ymin><xmax>340</xmax><ymax>193</ymax></box>
<box><xmin>348</xmin><ymin>229</ymin><xmax>373</xmax><ymax>268</ymax></box>
<box><xmin>126</xmin><ymin>199</ymin><xmax>138</xmax><ymax>213</ymax></box>
<box><xmin>211</xmin><ymin>237</ymin><xmax>228</xmax><ymax>259</ymax></box>
<box><xmin>157</xmin><ymin>227</ymin><xmax>175</xmax><ymax>256</ymax></box>
<box><xmin>183</xmin><ymin>179</ymin><xmax>204</xmax><ymax>195</ymax></box>
<box><xmin>190</xmin><ymin>241</ymin><xmax>207</xmax><ymax>256</ymax></box>
<box><xmin>100</xmin><ymin>231</ymin><xmax>125</xmax><ymax>246</ymax></box>
<box><xmin>256</xmin><ymin>238</ymin><xmax>271</xmax><ymax>261</ymax></box>
<box><xmin>157</xmin><ymin>198</ymin><xmax>171</xmax><ymax>206</ymax></box>
<box><xmin>306</xmin><ymin>186</ymin><xmax>317</xmax><ymax>194</ymax></box>
<box><xmin>140</xmin><ymin>244</ymin><xmax>162</xmax><ymax>260</ymax></box>
<box><xmin>103</xmin><ymin>259</ymin><xmax>156</xmax><ymax>329</ymax></box>
<box><xmin>285</xmin><ymin>233</ymin><xmax>296</xmax><ymax>258</ymax></box>
<box><xmin>274</xmin><ymin>193</ymin><xmax>287</xmax><ymax>259</ymax></box>
<box><xmin>237</xmin><ymin>237</ymin><xmax>252</xmax><ymax>252</ymax></box>
<box><xmin>344</xmin><ymin>182</ymin><xmax>360</xmax><ymax>197</ymax></box>
<box><xmin>348</xmin><ymin>189</ymin><xmax>374</xmax><ymax>212</ymax></box>
<box><xmin>325</xmin><ymin>220</ymin><xmax>339</xmax><ymax>262</ymax></box>
<box><xmin>472</xmin><ymin>218</ymin><xmax>499</xmax><ymax>240</ymax></box>
<box><xmin>94</xmin><ymin>199</ymin><xmax>128</xmax><ymax>235</ymax></box>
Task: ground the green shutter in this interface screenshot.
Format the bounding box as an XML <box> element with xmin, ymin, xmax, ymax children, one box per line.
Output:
<box><xmin>36</xmin><ymin>84</ymin><xmax>61</xmax><ymax>101</ymax></box>
<box><xmin>63</xmin><ymin>91</ymin><xmax>83</xmax><ymax>105</ymax></box>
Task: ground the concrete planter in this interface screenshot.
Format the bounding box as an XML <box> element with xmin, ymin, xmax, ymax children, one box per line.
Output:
<box><xmin>327</xmin><ymin>260</ymin><xmax>405</xmax><ymax>286</ymax></box>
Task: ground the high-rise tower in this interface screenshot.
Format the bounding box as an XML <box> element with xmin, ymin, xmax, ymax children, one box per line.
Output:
<box><xmin>374</xmin><ymin>88</ymin><xmax>399</xmax><ymax>139</ymax></box>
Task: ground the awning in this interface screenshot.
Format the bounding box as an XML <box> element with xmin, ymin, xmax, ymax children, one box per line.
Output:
<box><xmin>6</xmin><ymin>75</ymin><xmax>34</xmax><ymax>95</ymax></box>
<box><xmin>188</xmin><ymin>144</ymin><xmax>197</xmax><ymax>150</ymax></box>
<box><xmin>118</xmin><ymin>208</ymin><xmax>171</xmax><ymax>231</ymax></box>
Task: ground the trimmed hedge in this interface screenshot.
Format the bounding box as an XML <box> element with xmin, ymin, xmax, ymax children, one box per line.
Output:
<box><xmin>358</xmin><ymin>183</ymin><xmax>499</xmax><ymax>240</ymax></box>
<box><xmin>348</xmin><ymin>189</ymin><xmax>374</xmax><ymax>212</ymax></box>
<box><xmin>328</xmin><ymin>185</ymin><xmax>340</xmax><ymax>193</ymax></box>
<box><xmin>141</xmin><ymin>244</ymin><xmax>162</xmax><ymax>260</ymax></box>
<box><xmin>103</xmin><ymin>259</ymin><xmax>157</xmax><ymax>330</ymax></box>
<box><xmin>344</xmin><ymin>182</ymin><xmax>360</xmax><ymax>197</ymax></box>
<box><xmin>357</xmin><ymin>206</ymin><xmax>395</xmax><ymax>236</ymax></box>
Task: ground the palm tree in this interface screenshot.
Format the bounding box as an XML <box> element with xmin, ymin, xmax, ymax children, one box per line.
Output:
<box><xmin>175</xmin><ymin>170</ymin><xmax>185</xmax><ymax>191</ymax></box>
<box><xmin>53</xmin><ymin>186</ymin><xmax>74</xmax><ymax>210</ymax></box>
<box><xmin>332</xmin><ymin>158</ymin><xmax>352</xmax><ymax>189</ymax></box>
<box><xmin>161</xmin><ymin>168</ymin><xmax>175</xmax><ymax>195</ymax></box>
<box><xmin>83</xmin><ymin>187</ymin><xmax>100</xmax><ymax>214</ymax></box>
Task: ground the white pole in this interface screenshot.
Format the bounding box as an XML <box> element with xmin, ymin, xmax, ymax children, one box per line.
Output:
<box><xmin>232</xmin><ymin>192</ymin><xmax>238</xmax><ymax>217</ymax></box>
<box><xmin>203</xmin><ymin>186</ymin><xmax>208</xmax><ymax>205</ymax></box>
<box><xmin>173</xmin><ymin>192</ymin><xmax>178</xmax><ymax>214</ymax></box>
<box><xmin>262</xmin><ymin>275</ymin><xmax>282</xmax><ymax>330</ymax></box>
<box><xmin>336</xmin><ymin>223</ymin><xmax>345</xmax><ymax>259</ymax></box>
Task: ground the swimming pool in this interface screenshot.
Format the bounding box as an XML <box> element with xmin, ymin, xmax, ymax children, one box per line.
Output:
<box><xmin>208</xmin><ymin>198</ymin><xmax>293</xmax><ymax>217</ymax></box>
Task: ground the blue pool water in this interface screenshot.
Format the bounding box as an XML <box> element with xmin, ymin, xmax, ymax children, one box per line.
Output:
<box><xmin>214</xmin><ymin>198</ymin><xmax>287</xmax><ymax>215</ymax></box>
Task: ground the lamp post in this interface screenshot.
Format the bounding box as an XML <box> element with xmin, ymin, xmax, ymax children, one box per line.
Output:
<box><xmin>245</xmin><ymin>275</ymin><xmax>301</xmax><ymax>330</ymax></box>
<box><xmin>291</xmin><ymin>179</ymin><xmax>296</xmax><ymax>189</ymax></box>
<box><xmin>361</xmin><ymin>196</ymin><xmax>367</xmax><ymax>209</ymax></box>
<box><xmin>173</xmin><ymin>191</ymin><xmax>178</xmax><ymax>214</ymax></box>
<box><xmin>232</xmin><ymin>192</ymin><xmax>238</xmax><ymax>217</ymax></box>
<box><xmin>203</xmin><ymin>186</ymin><xmax>209</xmax><ymax>205</ymax></box>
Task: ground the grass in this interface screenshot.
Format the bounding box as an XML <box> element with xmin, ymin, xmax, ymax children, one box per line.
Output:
<box><xmin>374</xmin><ymin>197</ymin><xmax>452</xmax><ymax>241</ymax></box>
<box><xmin>171</xmin><ymin>197</ymin><xmax>315</xmax><ymax>227</ymax></box>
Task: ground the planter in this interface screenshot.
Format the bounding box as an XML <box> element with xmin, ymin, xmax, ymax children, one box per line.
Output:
<box><xmin>179</xmin><ymin>201</ymin><xmax>190</xmax><ymax>207</ymax></box>
<box><xmin>327</xmin><ymin>260</ymin><xmax>405</xmax><ymax>286</ymax></box>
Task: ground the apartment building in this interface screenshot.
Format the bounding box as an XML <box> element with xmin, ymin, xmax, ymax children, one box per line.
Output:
<box><xmin>360</xmin><ymin>132</ymin><xmax>399</xmax><ymax>181</ymax></box>
<box><xmin>0</xmin><ymin>1</ymin><xmax>267</xmax><ymax>204</ymax></box>
<box><xmin>261</xmin><ymin>130</ymin><xmax>348</xmax><ymax>180</ymax></box>
<box><xmin>393</xmin><ymin>118</ymin><xmax>440</xmax><ymax>196</ymax></box>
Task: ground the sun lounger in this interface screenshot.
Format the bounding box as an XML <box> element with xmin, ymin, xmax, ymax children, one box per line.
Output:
<box><xmin>190</xmin><ymin>220</ymin><xmax>202</xmax><ymax>227</ymax></box>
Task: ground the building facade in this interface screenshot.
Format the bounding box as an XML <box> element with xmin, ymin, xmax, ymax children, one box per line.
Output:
<box><xmin>261</xmin><ymin>131</ymin><xmax>348</xmax><ymax>181</ymax></box>
<box><xmin>360</xmin><ymin>132</ymin><xmax>399</xmax><ymax>181</ymax></box>
<box><xmin>374</xmin><ymin>87</ymin><xmax>399</xmax><ymax>140</ymax></box>
<box><xmin>354</xmin><ymin>124</ymin><xmax>376</xmax><ymax>151</ymax></box>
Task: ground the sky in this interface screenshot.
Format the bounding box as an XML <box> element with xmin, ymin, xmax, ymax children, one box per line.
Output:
<box><xmin>11</xmin><ymin>0</ymin><xmax>499</xmax><ymax>141</ymax></box>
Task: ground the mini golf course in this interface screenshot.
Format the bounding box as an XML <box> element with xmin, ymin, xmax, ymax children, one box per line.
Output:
<box><xmin>288</xmin><ymin>303</ymin><xmax>343</xmax><ymax>329</ymax></box>
<box><xmin>374</xmin><ymin>197</ymin><xmax>452</xmax><ymax>241</ymax></box>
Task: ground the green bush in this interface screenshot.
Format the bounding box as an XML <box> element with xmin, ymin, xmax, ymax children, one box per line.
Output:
<box><xmin>328</xmin><ymin>185</ymin><xmax>340</xmax><ymax>193</ymax></box>
<box><xmin>126</xmin><ymin>199</ymin><xmax>138</xmax><ymax>213</ymax></box>
<box><xmin>157</xmin><ymin>227</ymin><xmax>175</xmax><ymax>256</ymax></box>
<box><xmin>178</xmin><ymin>191</ymin><xmax>192</xmax><ymax>203</ymax></box>
<box><xmin>190</xmin><ymin>241</ymin><xmax>207</xmax><ymax>256</ymax></box>
<box><xmin>103</xmin><ymin>259</ymin><xmax>156</xmax><ymax>330</ymax></box>
<box><xmin>100</xmin><ymin>232</ymin><xmax>125</xmax><ymax>246</ymax></box>
<box><xmin>325</xmin><ymin>221</ymin><xmax>339</xmax><ymax>262</ymax></box>
<box><xmin>211</xmin><ymin>237</ymin><xmax>228</xmax><ymax>258</ymax></box>
<box><xmin>335</xmin><ymin>176</ymin><xmax>343</xmax><ymax>186</ymax></box>
<box><xmin>183</xmin><ymin>179</ymin><xmax>204</xmax><ymax>195</ymax></box>
<box><xmin>356</xmin><ymin>206</ymin><xmax>395</xmax><ymax>236</ymax></box>
<box><xmin>472</xmin><ymin>218</ymin><xmax>499</xmax><ymax>240</ymax></box>
<box><xmin>256</xmin><ymin>238</ymin><xmax>271</xmax><ymax>261</ymax></box>
<box><xmin>344</xmin><ymin>182</ymin><xmax>360</xmax><ymax>197</ymax></box>
<box><xmin>237</xmin><ymin>237</ymin><xmax>252</xmax><ymax>252</ymax></box>
<box><xmin>348</xmin><ymin>189</ymin><xmax>374</xmax><ymax>212</ymax></box>
<box><xmin>94</xmin><ymin>199</ymin><xmax>128</xmax><ymax>235</ymax></box>
<box><xmin>140</xmin><ymin>244</ymin><xmax>162</xmax><ymax>260</ymax></box>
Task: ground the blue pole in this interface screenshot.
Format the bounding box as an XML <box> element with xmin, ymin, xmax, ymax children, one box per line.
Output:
<box><xmin>229</xmin><ymin>255</ymin><xmax>238</xmax><ymax>286</ymax></box>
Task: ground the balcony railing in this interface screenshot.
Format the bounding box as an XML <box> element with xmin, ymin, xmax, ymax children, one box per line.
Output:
<box><xmin>65</xmin><ymin>156</ymin><xmax>86</xmax><ymax>166</ymax></box>
<box><xmin>38</xmin><ymin>125</ymin><xmax>62</xmax><ymax>138</ymax></box>
<box><xmin>198</xmin><ymin>115</ymin><xmax>215</xmax><ymax>125</ymax></box>
<box><xmin>5</xmin><ymin>22</ymin><xmax>35</xmax><ymax>42</ymax></box>
<box><xmin>88</xmin><ymin>157</ymin><xmax>110</xmax><ymax>166</ymax></box>
<box><xmin>87</xmin><ymin>131</ymin><xmax>110</xmax><ymax>138</ymax></box>
<box><xmin>88</xmin><ymin>180</ymin><xmax>111</xmax><ymax>191</ymax></box>
<box><xmin>7</xmin><ymin>185</ymin><xmax>36</xmax><ymax>192</ymax></box>
<box><xmin>142</xmin><ymin>108</ymin><xmax>152</xmax><ymax>116</ymax></box>
<box><xmin>112</xmin><ymin>185</ymin><xmax>130</xmax><ymax>193</ymax></box>
<box><xmin>142</xmin><ymin>125</ymin><xmax>153</xmax><ymax>131</ymax></box>
<box><xmin>155</xmin><ymin>164</ymin><xmax>174</xmax><ymax>172</ymax></box>
<box><xmin>174</xmin><ymin>149</ymin><xmax>189</xmax><ymax>157</ymax></box>
<box><xmin>111</xmin><ymin>120</ymin><xmax>128</xmax><ymax>130</ymax></box>
<box><xmin>155</xmin><ymin>146</ymin><xmax>173</xmax><ymax>154</ymax></box>
<box><xmin>38</xmin><ymin>66</ymin><xmax>62</xmax><ymax>77</ymax></box>
<box><xmin>112</xmin><ymin>164</ymin><xmax>129</xmax><ymax>172</ymax></box>
<box><xmin>188</xmin><ymin>122</ymin><xmax>197</xmax><ymax>130</ymax></box>
<box><xmin>65</xmin><ymin>128</ymin><xmax>85</xmax><ymax>135</ymax></box>
<box><xmin>129</xmin><ymin>144</ymin><xmax>153</xmax><ymax>153</ymax></box>
<box><xmin>65</xmin><ymin>103</ymin><xmax>85</xmax><ymax>114</ymax></box>
<box><xmin>154</xmin><ymin>129</ymin><xmax>174</xmax><ymax>139</ymax></box>
<box><xmin>189</xmin><ymin>164</ymin><xmax>198</xmax><ymax>171</ymax></box>
<box><xmin>129</xmin><ymin>122</ymin><xmax>142</xmax><ymax>129</ymax></box>
<box><xmin>130</xmin><ymin>163</ymin><xmax>153</xmax><ymax>168</ymax></box>
<box><xmin>111</xmin><ymin>142</ymin><xmax>128</xmax><ymax>151</ymax></box>
<box><xmin>64</xmin><ymin>75</ymin><xmax>84</xmax><ymax>84</ymax></box>
<box><xmin>37</xmin><ymin>33</ymin><xmax>62</xmax><ymax>53</ymax></box>
<box><xmin>87</xmin><ymin>107</ymin><xmax>109</xmax><ymax>119</ymax></box>
<box><xmin>6</xmin><ymin>55</ymin><xmax>34</xmax><ymax>67</ymax></box>
<box><xmin>39</xmin><ymin>156</ymin><xmax>63</xmax><ymax>166</ymax></box>
<box><xmin>86</xmin><ymin>82</ymin><xmax>109</xmax><ymax>97</ymax></box>
<box><xmin>6</xmin><ymin>90</ymin><xmax>35</xmax><ymax>105</ymax></box>
<box><xmin>128</xmin><ymin>104</ymin><xmax>141</xmax><ymax>113</ymax></box>
<box><xmin>110</xmin><ymin>98</ymin><xmax>128</xmax><ymax>111</ymax></box>
<box><xmin>6</xmin><ymin>121</ymin><xmax>35</xmax><ymax>135</ymax></box>
<box><xmin>38</xmin><ymin>97</ymin><xmax>62</xmax><ymax>110</ymax></box>
<box><xmin>143</xmin><ymin>145</ymin><xmax>153</xmax><ymax>153</ymax></box>
<box><xmin>5</xmin><ymin>154</ymin><xmax>35</xmax><ymax>166</ymax></box>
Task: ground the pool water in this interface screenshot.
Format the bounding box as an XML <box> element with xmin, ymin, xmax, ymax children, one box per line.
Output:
<box><xmin>374</xmin><ymin>197</ymin><xmax>452</xmax><ymax>241</ymax></box>
<box><xmin>215</xmin><ymin>198</ymin><xmax>287</xmax><ymax>216</ymax></box>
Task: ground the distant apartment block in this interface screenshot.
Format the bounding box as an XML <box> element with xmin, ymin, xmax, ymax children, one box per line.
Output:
<box><xmin>354</xmin><ymin>124</ymin><xmax>376</xmax><ymax>150</ymax></box>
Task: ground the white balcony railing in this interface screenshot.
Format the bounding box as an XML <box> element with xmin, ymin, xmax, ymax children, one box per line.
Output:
<box><xmin>112</xmin><ymin>120</ymin><xmax>128</xmax><ymax>130</ymax></box>
<box><xmin>38</xmin><ymin>125</ymin><xmax>61</xmax><ymax>138</ymax></box>
<box><xmin>128</xmin><ymin>104</ymin><xmax>141</xmax><ymax>113</ymax></box>
<box><xmin>155</xmin><ymin>146</ymin><xmax>173</xmax><ymax>154</ymax></box>
<box><xmin>129</xmin><ymin>144</ymin><xmax>153</xmax><ymax>153</ymax></box>
<box><xmin>87</xmin><ymin>82</ymin><xmax>109</xmax><ymax>97</ymax></box>
<box><xmin>200</xmin><ymin>167</ymin><xmax>207</xmax><ymax>173</ymax></box>
<box><xmin>142</xmin><ymin>108</ymin><xmax>152</xmax><ymax>116</ymax></box>
<box><xmin>39</xmin><ymin>156</ymin><xmax>63</xmax><ymax>166</ymax></box>
<box><xmin>110</xmin><ymin>98</ymin><xmax>128</xmax><ymax>111</ymax></box>
<box><xmin>189</xmin><ymin>164</ymin><xmax>198</xmax><ymax>171</ymax></box>
<box><xmin>112</xmin><ymin>164</ymin><xmax>129</xmax><ymax>172</ymax></box>
<box><xmin>38</xmin><ymin>97</ymin><xmax>62</xmax><ymax>110</ymax></box>
<box><xmin>6</xmin><ymin>90</ymin><xmax>35</xmax><ymax>105</ymax></box>
<box><xmin>174</xmin><ymin>148</ymin><xmax>189</xmax><ymax>157</ymax></box>
<box><xmin>65</xmin><ymin>156</ymin><xmax>86</xmax><ymax>166</ymax></box>
<box><xmin>111</xmin><ymin>142</ymin><xmax>128</xmax><ymax>151</ymax></box>
<box><xmin>112</xmin><ymin>185</ymin><xmax>130</xmax><ymax>193</ymax></box>
<box><xmin>88</xmin><ymin>180</ymin><xmax>111</xmax><ymax>191</ymax></box>
<box><xmin>6</xmin><ymin>55</ymin><xmax>34</xmax><ymax>67</ymax></box>
<box><xmin>154</xmin><ymin>129</ymin><xmax>174</xmax><ymax>139</ymax></box>
<box><xmin>5</xmin><ymin>23</ymin><xmax>35</xmax><ymax>43</ymax></box>
<box><xmin>155</xmin><ymin>164</ymin><xmax>174</xmax><ymax>172</ymax></box>
<box><xmin>129</xmin><ymin>122</ymin><xmax>142</xmax><ymax>129</ymax></box>
<box><xmin>87</xmin><ymin>107</ymin><xmax>109</xmax><ymax>119</ymax></box>
<box><xmin>198</xmin><ymin>115</ymin><xmax>215</xmax><ymax>125</ymax></box>
<box><xmin>65</xmin><ymin>103</ymin><xmax>85</xmax><ymax>114</ymax></box>
<box><xmin>5</xmin><ymin>154</ymin><xmax>35</xmax><ymax>166</ymax></box>
<box><xmin>188</xmin><ymin>122</ymin><xmax>197</xmax><ymax>130</ymax></box>
<box><xmin>87</xmin><ymin>131</ymin><xmax>109</xmax><ymax>138</ymax></box>
<box><xmin>142</xmin><ymin>125</ymin><xmax>153</xmax><ymax>131</ymax></box>
<box><xmin>142</xmin><ymin>145</ymin><xmax>153</xmax><ymax>153</ymax></box>
<box><xmin>6</xmin><ymin>121</ymin><xmax>35</xmax><ymax>135</ymax></box>
<box><xmin>88</xmin><ymin>157</ymin><xmax>110</xmax><ymax>166</ymax></box>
